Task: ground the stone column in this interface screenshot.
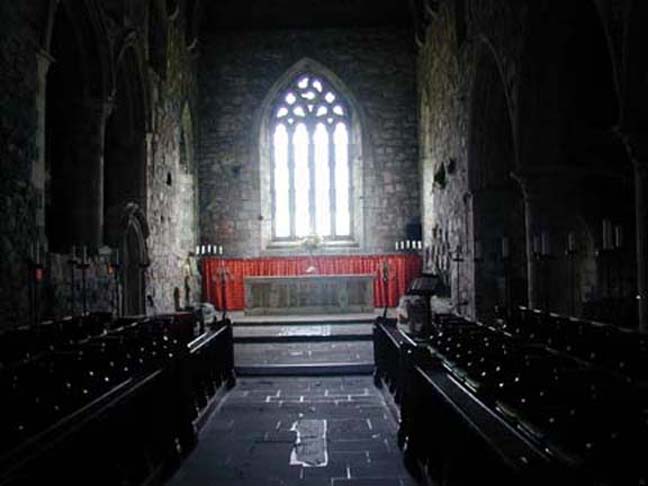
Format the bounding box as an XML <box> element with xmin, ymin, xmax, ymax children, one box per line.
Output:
<box><xmin>69</xmin><ymin>97</ymin><xmax>112</xmax><ymax>249</ymax></box>
<box><xmin>622</xmin><ymin>134</ymin><xmax>648</xmax><ymax>330</ymax></box>
<box><xmin>513</xmin><ymin>171</ymin><xmax>574</xmax><ymax>311</ymax></box>
<box><xmin>33</xmin><ymin>49</ymin><xmax>54</xmax><ymax>239</ymax></box>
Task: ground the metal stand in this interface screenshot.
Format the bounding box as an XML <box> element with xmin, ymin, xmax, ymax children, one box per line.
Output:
<box><xmin>217</xmin><ymin>256</ymin><xmax>231</xmax><ymax>320</ymax></box>
<box><xmin>68</xmin><ymin>254</ymin><xmax>77</xmax><ymax>315</ymax></box>
<box><xmin>79</xmin><ymin>261</ymin><xmax>89</xmax><ymax>316</ymax></box>
<box><xmin>502</xmin><ymin>256</ymin><xmax>511</xmax><ymax>313</ymax></box>
<box><xmin>566</xmin><ymin>248</ymin><xmax>577</xmax><ymax>316</ymax></box>
<box><xmin>452</xmin><ymin>248</ymin><xmax>466</xmax><ymax>314</ymax></box>
<box><xmin>111</xmin><ymin>263</ymin><xmax>121</xmax><ymax>317</ymax></box>
<box><xmin>378</xmin><ymin>260</ymin><xmax>394</xmax><ymax>319</ymax></box>
<box><xmin>29</xmin><ymin>261</ymin><xmax>44</xmax><ymax>327</ymax></box>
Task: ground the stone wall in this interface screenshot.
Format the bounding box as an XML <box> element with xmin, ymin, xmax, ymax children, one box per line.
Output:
<box><xmin>417</xmin><ymin>0</ymin><xmax>635</xmax><ymax>320</ymax></box>
<box><xmin>0</xmin><ymin>0</ymin><xmax>200</xmax><ymax>328</ymax></box>
<box><xmin>144</xmin><ymin>6</ymin><xmax>201</xmax><ymax>315</ymax></box>
<box><xmin>0</xmin><ymin>2</ymin><xmax>41</xmax><ymax>327</ymax></box>
<box><xmin>198</xmin><ymin>27</ymin><xmax>419</xmax><ymax>257</ymax></box>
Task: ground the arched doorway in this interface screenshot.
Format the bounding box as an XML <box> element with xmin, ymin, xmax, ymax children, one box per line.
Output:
<box><xmin>119</xmin><ymin>204</ymin><xmax>149</xmax><ymax>316</ymax></box>
<box><xmin>104</xmin><ymin>45</ymin><xmax>148</xmax><ymax>241</ymax></box>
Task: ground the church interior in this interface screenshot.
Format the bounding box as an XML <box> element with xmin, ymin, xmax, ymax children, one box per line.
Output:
<box><xmin>1</xmin><ymin>0</ymin><xmax>648</xmax><ymax>484</ymax></box>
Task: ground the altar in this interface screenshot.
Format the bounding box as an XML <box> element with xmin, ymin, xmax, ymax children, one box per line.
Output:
<box><xmin>244</xmin><ymin>274</ymin><xmax>374</xmax><ymax>315</ymax></box>
<box><xmin>201</xmin><ymin>254</ymin><xmax>421</xmax><ymax>312</ymax></box>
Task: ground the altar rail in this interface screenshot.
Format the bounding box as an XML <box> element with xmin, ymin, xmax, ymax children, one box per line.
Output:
<box><xmin>0</xmin><ymin>314</ymin><xmax>235</xmax><ymax>486</ymax></box>
<box><xmin>373</xmin><ymin>312</ymin><xmax>648</xmax><ymax>485</ymax></box>
<box><xmin>202</xmin><ymin>254</ymin><xmax>421</xmax><ymax>310</ymax></box>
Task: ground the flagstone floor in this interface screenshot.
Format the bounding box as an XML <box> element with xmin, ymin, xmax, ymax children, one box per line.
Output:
<box><xmin>166</xmin><ymin>376</ymin><xmax>416</xmax><ymax>486</ymax></box>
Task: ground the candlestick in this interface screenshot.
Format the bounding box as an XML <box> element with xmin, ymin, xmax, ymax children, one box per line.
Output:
<box><xmin>501</xmin><ymin>237</ymin><xmax>510</xmax><ymax>259</ymax></box>
<box><xmin>602</xmin><ymin>219</ymin><xmax>613</xmax><ymax>250</ymax></box>
<box><xmin>614</xmin><ymin>225</ymin><xmax>623</xmax><ymax>249</ymax></box>
<box><xmin>541</xmin><ymin>231</ymin><xmax>550</xmax><ymax>256</ymax></box>
<box><xmin>567</xmin><ymin>231</ymin><xmax>575</xmax><ymax>252</ymax></box>
<box><xmin>533</xmin><ymin>235</ymin><xmax>541</xmax><ymax>255</ymax></box>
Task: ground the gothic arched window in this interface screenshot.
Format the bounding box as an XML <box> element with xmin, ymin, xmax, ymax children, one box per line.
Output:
<box><xmin>271</xmin><ymin>74</ymin><xmax>352</xmax><ymax>240</ymax></box>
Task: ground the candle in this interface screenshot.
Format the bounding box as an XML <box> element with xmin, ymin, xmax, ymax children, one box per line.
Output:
<box><xmin>533</xmin><ymin>235</ymin><xmax>541</xmax><ymax>255</ymax></box>
<box><xmin>417</xmin><ymin>240</ymin><xmax>422</xmax><ymax>250</ymax></box>
<box><xmin>602</xmin><ymin>219</ymin><xmax>614</xmax><ymax>250</ymax></box>
<box><xmin>541</xmin><ymin>231</ymin><xmax>550</xmax><ymax>256</ymax></box>
<box><xmin>614</xmin><ymin>225</ymin><xmax>623</xmax><ymax>249</ymax></box>
<box><xmin>406</xmin><ymin>240</ymin><xmax>411</xmax><ymax>250</ymax></box>
<box><xmin>195</xmin><ymin>245</ymin><xmax>200</xmax><ymax>256</ymax></box>
<box><xmin>567</xmin><ymin>231</ymin><xmax>575</xmax><ymax>252</ymax></box>
<box><xmin>501</xmin><ymin>237</ymin><xmax>509</xmax><ymax>259</ymax></box>
<box><xmin>218</xmin><ymin>245</ymin><xmax>223</xmax><ymax>255</ymax></box>
<box><xmin>395</xmin><ymin>241</ymin><xmax>399</xmax><ymax>251</ymax></box>
<box><xmin>201</xmin><ymin>245</ymin><xmax>206</xmax><ymax>255</ymax></box>
<box><xmin>207</xmin><ymin>244</ymin><xmax>212</xmax><ymax>255</ymax></box>
<box><xmin>399</xmin><ymin>241</ymin><xmax>404</xmax><ymax>250</ymax></box>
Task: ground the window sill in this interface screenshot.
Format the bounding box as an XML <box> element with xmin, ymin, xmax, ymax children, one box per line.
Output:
<box><xmin>266</xmin><ymin>240</ymin><xmax>358</xmax><ymax>249</ymax></box>
<box><xmin>263</xmin><ymin>240</ymin><xmax>360</xmax><ymax>255</ymax></box>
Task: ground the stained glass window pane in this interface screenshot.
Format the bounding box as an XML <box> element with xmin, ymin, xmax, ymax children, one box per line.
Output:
<box><xmin>334</xmin><ymin>123</ymin><xmax>350</xmax><ymax>236</ymax></box>
<box><xmin>314</xmin><ymin>123</ymin><xmax>331</xmax><ymax>236</ymax></box>
<box><xmin>293</xmin><ymin>123</ymin><xmax>310</xmax><ymax>237</ymax></box>
<box><xmin>273</xmin><ymin>124</ymin><xmax>290</xmax><ymax>237</ymax></box>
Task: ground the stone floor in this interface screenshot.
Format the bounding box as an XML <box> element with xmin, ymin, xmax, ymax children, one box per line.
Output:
<box><xmin>233</xmin><ymin>324</ymin><xmax>373</xmax><ymax>339</ymax></box>
<box><xmin>166</xmin><ymin>376</ymin><xmax>415</xmax><ymax>486</ymax></box>
<box><xmin>229</xmin><ymin>309</ymin><xmax>395</xmax><ymax>325</ymax></box>
<box><xmin>235</xmin><ymin>342</ymin><xmax>374</xmax><ymax>366</ymax></box>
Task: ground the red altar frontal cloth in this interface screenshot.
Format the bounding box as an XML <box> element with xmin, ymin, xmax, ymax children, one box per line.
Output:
<box><xmin>202</xmin><ymin>254</ymin><xmax>422</xmax><ymax>311</ymax></box>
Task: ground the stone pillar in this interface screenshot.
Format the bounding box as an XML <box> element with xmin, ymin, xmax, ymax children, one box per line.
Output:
<box><xmin>33</xmin><ymin>49</ymin><xmax>54</xmax><ymax>239</ymax></box>
<box><xmin>69</xmin><ymin>97</ymin><xmax>112</xmax><ymax>249</ymax></box>
<box><xmin>622</xmin><ymin>134</ymin><xmax>648</xmax><ymax>330</ymax></box>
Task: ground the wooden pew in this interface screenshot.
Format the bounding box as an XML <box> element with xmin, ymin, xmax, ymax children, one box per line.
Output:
<box><xmin>373</xmin><ymin>313</ymin><xmax>648</xmax><ymax>485</ymax></box>
<box><xmin>0</xmin><ymin>313</ymin><xmax>236</xmax><ymax>486</ymax></box>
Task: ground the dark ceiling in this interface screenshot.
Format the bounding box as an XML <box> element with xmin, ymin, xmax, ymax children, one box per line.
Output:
<box><xmin>201</xmin><ymin>0</ymin><xmax>412</xmax><ymax>30</ymax></box>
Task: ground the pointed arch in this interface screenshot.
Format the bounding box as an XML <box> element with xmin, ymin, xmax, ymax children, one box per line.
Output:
<box><xmin>45</xmin><ymin>0</ymin><xmax>114</xmax><ymax>100</ymax></box>
<box><xmin>467</xmin><ymin>38</ymin><xmax>518</xmax><ymax>193</ymax></box>
<box><xmin>468</xmin><ymin>40</ymin><xmax>526</xmax><ymax>319</ymax></box>
<box><xmin>256</xmin><ymin>58</ymin><xmax>370</xmax><ymax>251</ymax></box>
<box><xmin>104</xmin><ymin>42</ymin><xmax>149</xmax><ymax>247</ymax></box>
<box><xmin>148</xmin><ymin>0</ymin><xmax>169</xmax><ymax>78</ymax></box>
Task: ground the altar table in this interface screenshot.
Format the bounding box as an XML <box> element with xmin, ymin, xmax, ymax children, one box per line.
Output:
<box><xmin>202</xmin><ymin>254</ymin><xmax>422</xmax><ymax>311</ymax></box>
<box><xmin>244</xmin><ymin>274</ymin><xmax>374</xmax><ymax>315</ymax></box>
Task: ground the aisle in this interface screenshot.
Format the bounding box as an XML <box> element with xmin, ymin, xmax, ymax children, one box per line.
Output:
<box><xmin>166</xmin><ymin>376</ymin><xmax>416</xmax><ymax>486</ymax></box>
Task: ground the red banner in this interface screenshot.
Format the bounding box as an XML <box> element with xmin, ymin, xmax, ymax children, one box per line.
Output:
<box><xmin>202</xmin><ymin>254</ymin><xmax>422</xmax><ymax>311</ymax></box>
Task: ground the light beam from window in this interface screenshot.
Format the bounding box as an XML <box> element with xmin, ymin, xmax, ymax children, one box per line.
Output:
<box><xmin>314</xmin><ymin>123</ymin><xmax>331</xmax><ymax>236</ymax></box>
<box><xmin>273</xmin><ymin>124</ymin><xmax>290</xmax><ymax>237</ymax></box>
<box><xmin>294</xmin><ymin>123</ymin><xmax>310</xmax><ymax>237</ymax></box>
<box><xmin>334</xmin><ymin>123</ymin><xmax>350</xmax><ymax>236</ymax></box>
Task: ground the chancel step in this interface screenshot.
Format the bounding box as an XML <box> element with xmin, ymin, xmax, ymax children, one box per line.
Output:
<box><xmin>236</xmin><ymin>363</ymin><xmax>374</xmax><ymax>376</ymax></box>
